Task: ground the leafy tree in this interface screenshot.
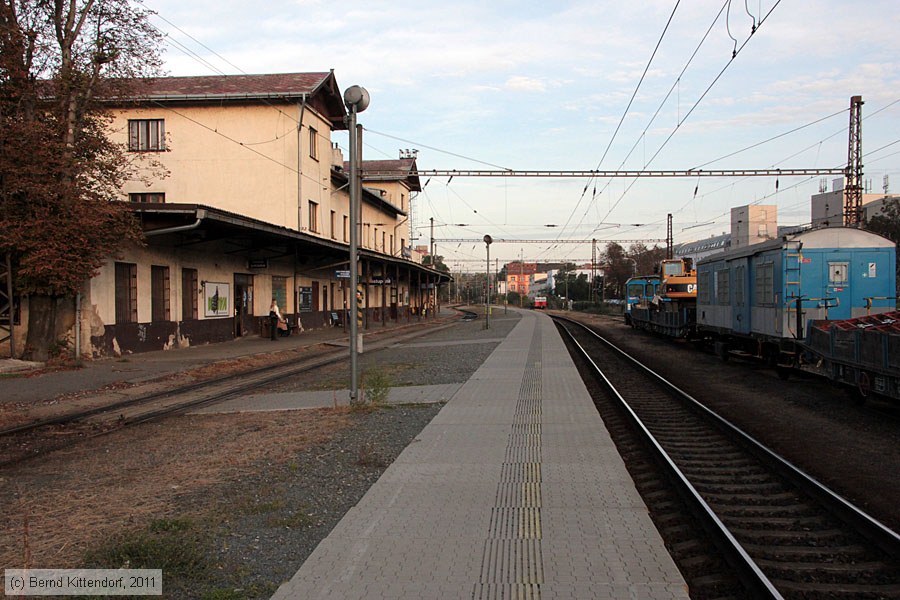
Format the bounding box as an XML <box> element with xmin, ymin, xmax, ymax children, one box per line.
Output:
<box><xmin>0</xmin><ymin>0</ymin><xmax>164</xmax><ymax>359</ymax></box>
<box><xmin>422</xmin><ymin>254</ymin><xmax>450</xmax><ymax>273</ymax></box>
<box><xmin>865</xmin><ymin>198</ymin><xmax>900</xmax><ymax>297</ymax></box>
<box><xmin>866</xmin><ymin>198</ymin><xmax>900</xmax><ymax>244</ymax></box>
<box><xmin>601</xmin><ymin>242</ymin><xmax>633</xmax><ymax>299</ymax></box>
<box><xmin>628</xmin><ymin>242</ymin><xmax>666</xmax><ymax>276</ymax></box>
<box><xmin>554</xmin><ymin>272</ymin><xmax>589</xmax><ymax>301</ymax></box>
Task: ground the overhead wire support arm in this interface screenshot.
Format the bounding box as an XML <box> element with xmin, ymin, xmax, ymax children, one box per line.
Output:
<box><xmin>434</xmin><ymin>238</ymin><xmax>666</xmax><ymax>244</ymax></box>
<box><xmin>362</xmin><ymin>168</ymin><xmax>845</xmax><ymax>179</ymax></box>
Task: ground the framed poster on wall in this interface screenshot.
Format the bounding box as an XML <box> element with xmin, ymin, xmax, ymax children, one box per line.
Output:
<box><xmin>204</xmin><ymin>282</ymin><xmax>230</xmax><ymax>317</ymax></box>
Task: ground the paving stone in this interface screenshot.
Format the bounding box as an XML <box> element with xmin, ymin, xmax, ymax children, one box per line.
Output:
<box><xmin>270</xmin><ymin>309</ymin><xmax>688</xmax><ymax>600</ymax></box>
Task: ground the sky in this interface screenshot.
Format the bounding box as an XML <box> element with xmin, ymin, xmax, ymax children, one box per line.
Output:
<box><xmin>143</xmin><ymin>0</ymin><xmax>900</xmax><ymax>267</ymax></box>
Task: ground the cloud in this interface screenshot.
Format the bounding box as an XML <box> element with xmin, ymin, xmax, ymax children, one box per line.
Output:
<box><xmin>504</xmin><ymin>76</ymin><xmax>548</xmax><ymax>92</ymax></box>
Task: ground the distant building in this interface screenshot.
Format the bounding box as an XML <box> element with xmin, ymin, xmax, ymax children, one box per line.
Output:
<box><xmin>505</xmin><ymin>261</ymin><xmax>538</xmax><ymax>296</ymax></box>
<box><xmin>811</xmin><ymin>177</ymin><xmax>899</xmax><ymax>227</ymax></box>
<box><xmin>731</xmin><ymin>205</ymin><xmax>777</xmax><ymax>250</ymax></box>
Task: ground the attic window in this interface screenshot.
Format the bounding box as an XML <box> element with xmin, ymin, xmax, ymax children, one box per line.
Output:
<box><xmin>129</xmin><ymin>192</ymin><xmax>165</xmax><ymax>203</ymax></box>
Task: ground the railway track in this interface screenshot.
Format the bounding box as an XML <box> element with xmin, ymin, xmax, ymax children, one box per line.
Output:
<box><xmin>0</xmin><ymin>317</ymin><xmax>463</xmax><ymax>467</ymax></box>
<box><xmin>553</xmin><ymin>315</ymin><xmax>900</xmax><ymax>600</ymax></box>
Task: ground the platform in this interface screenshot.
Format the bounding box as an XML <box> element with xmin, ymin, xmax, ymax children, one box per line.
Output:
<box><xmin>271</xmin><ymin>310</ymin><xmax>689</xmax><ymax>599</ymax></box>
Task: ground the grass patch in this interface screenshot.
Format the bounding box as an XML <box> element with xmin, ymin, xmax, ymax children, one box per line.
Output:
<box><xmin>200</xmin><ymin>582</ymin><xmax>278</xmax><ymax>600</ymax></box>
<box><xmin>84</xmin><ymin>517</ymin><xmax>210</xmax><ymax>579</ymax></box>
<box><xmin>239</xmin><ymin>497</ymin><xmax>285</xmax><ymax>516</ymax></box>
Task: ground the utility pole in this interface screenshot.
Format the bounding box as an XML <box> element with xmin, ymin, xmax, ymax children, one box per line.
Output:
<box><xmin>430</xmin><ymin>217</ymin><xmax>435</xmax><ymax>259</ymax></box>
<box><xmin>484</xmin><ymin>235</ymin><xmax>492</xmax><ymax>329</ymax></box>
<box><xmin>344</xmin><ymin>85</ymin><xmax>370</xmax><ymax>405</ymax></box>
<box><xmin>666</xmin><ymin>213</ymin><xmax>673</xmax><ymax>259</ymax></box>
<box><xmin>520</xmin><ymin>250</ymin><xmax>524</xmax><ymax>307</ymax></box>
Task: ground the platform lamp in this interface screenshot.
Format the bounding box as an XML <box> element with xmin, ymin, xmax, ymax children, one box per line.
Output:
<box><xmin>484</xmin><ymin>234</ymin><xmax>492</xmax><ymax>329</ymax></box>
<box><xmin>345</xmin><ymin>85</ymin><xmax>370</xmax><ymax>405</ymax></box>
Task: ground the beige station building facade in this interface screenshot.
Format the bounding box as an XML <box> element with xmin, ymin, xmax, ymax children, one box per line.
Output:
<box><xmin>14</xmin><ymin>71</ymin><xmax>448</xmax><ymax>357</ymax></box>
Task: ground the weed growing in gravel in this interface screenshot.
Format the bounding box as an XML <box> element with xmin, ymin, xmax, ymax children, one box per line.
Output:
<box><xmin>362</xmin><ymin>369</ymin><xmax>393</xmax><ymax>405</ymax></box>
<box><xmin>356</xmin><ymin>442</ymin><xmax>388</xmax><ymax>468</ymax></box>
<box><xmin>266</xmin><ymin>510</ymin><xmax>313</xmax><ymax>529</ymax></box>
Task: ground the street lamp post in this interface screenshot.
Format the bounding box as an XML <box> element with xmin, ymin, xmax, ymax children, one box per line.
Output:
<box><xmin>345</xmin><ymin>85</ymin><xmax>369</xmax><ymax>405</ymax></box>
<box><xmin>484</xmin><ymin>235</ymin><xmax>492</xmax><ymax>329</ymax></box>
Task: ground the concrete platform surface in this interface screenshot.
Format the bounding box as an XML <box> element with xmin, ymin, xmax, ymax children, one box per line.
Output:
<box><xmin>271</xmin><ymin>309</ymin><xmax>689</xmax><ymax>599</ymax></box>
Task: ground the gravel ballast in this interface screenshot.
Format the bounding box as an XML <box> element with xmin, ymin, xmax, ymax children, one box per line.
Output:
<box><xmin>2</xmin><ymin>310</ymin><xmax>522</xmax><ymax>600</ymax></box>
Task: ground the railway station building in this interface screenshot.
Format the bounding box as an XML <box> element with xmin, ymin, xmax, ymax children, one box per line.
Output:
<box><xmin>11</xmin><ymin>72</ymin><xmax>449</xmax><ymax>357</ymax></box>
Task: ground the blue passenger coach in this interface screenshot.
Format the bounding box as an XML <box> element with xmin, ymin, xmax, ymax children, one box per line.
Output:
<box><xmin>696</xmin><ymin>227</ymin><xmax>896</xmax><ymax>364</ymax></box>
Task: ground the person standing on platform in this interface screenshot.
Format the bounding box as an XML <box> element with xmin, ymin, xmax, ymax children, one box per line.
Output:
<box><xmin>269</xmin><ymin>298</ymin><xmax>282</xmax><ymax>341</ymax></box>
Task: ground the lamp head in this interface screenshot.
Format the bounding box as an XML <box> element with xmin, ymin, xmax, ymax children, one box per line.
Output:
<box><xmin>483</xmin><ymin>234</ymin><xmax>493</xmax><ymax>245</ymax></box>
<box><xmin>344</xmin><ymin>85</ymin><xmax>370</xmax><ymax>112</ymax></box>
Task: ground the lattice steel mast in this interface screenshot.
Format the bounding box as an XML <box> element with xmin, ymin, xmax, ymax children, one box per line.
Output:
<box><xmin>845</xmin><ymin>95</ymin><xmax>864</xmax><ymax>227</ymax></box>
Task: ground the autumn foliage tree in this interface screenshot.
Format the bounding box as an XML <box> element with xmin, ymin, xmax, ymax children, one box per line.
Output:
<box><xmin>0</xmin><ymin>0</ymin><xmax>164</xmax><ymax>359</ymax></box>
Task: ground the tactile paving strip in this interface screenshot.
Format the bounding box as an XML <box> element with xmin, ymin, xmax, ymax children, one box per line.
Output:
<box><xmin>475</xmin><ymin>325</ymin><xmax>544</xmax><ymax>599</ymax></box>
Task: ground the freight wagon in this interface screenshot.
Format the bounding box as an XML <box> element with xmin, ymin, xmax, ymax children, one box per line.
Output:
<box><xmin>696</xmin><ymin>227</ymin><xmax>896</xmax><ymax>365</ymax></box>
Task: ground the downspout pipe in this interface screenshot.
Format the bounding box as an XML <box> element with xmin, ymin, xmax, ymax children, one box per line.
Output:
<box><xmin>297</xmin><ymin>96</ymin><xmax>308</xmax><ymax>231</ymax></box>
<box><xmin>144</xmin><ymin>210</ymin><xmax>207</xmax><ymax>236</ymax></box>
<box><xmin>296</xmin><ymin>97</ymin><xmax>308</xmax><ymax>318</ymax></box>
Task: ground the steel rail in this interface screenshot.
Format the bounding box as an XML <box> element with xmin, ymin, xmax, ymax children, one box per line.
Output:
<box><xmin>552</xmin><ymin>315</ymin><xmax>784</xmax><ymax>599</ymax></box>
<box><xmin>0</xmin><ymin>319</ymin><xmax>459</xmax><ymax>439</ymax></box>
<box><xmin>556</xmin><ymin>314</ymin><xmax>900</xmax><ymax>560</ymax></box>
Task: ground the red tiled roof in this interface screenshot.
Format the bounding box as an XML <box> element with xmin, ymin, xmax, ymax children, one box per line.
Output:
<box><xmin>141</xmin><ymin>72</ymin><xmax>333</xmax><ymax>98</ymax></box>
<box><xmin>344</xmin><ymin>158</ymin><xmax>421</xmax><ymax>191</ymax></box>
<box><xmin>123</xmin><ymin>71</ymin><xmax>348</xmax><ymax>129</ymax></box>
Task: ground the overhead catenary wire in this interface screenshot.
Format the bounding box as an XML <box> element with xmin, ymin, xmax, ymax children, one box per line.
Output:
<box><xmin>550</xmin><ymin>0</ymin><xmax>732</xmax><ymax>251</ymax></box>
<box><xmin>364</xmin><ymin>127</ymin><xmax>513</xmax><ymax>171</ymax></box>
<box><xmin>596</xmin><ymin>0</ymin><xmax>784</xmax><ymax>228</ymax></box>
<box><xmin>553</xmin><ymin>0</ymin><xmax>681</xmax><ymax>245</ymax></box>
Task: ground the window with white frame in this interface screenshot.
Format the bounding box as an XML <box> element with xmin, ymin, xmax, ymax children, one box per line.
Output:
<box><xmin>829</xmin><ymin>262</ymin><xmax>849</xmax><ymax>285</ymax></box>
